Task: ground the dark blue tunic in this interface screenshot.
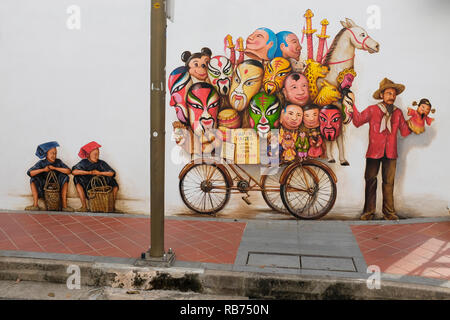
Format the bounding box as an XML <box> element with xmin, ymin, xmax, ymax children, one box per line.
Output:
<box><xmin>27</xmin><ymin>159</ymin><xmax>70</xmax><ymax>198</ymax></box>
<box><xmin>72</xmin><ymin>159</ymin><xmax>119</xmax><ymax>195</ymax></box>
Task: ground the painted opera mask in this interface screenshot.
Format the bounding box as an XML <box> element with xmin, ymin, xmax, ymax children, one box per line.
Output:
<box><xmin>262</xmin><ymin>57</ymin><xmax>292</xmax><ymax>95</ymax></box>
<box><xmin>186</xmin><ymin>82</ymin><xmax>221</xmax><ymax>136</ymax></box>
<box><xmin>168</xmin><ymin>66</ymin><xmax>192</xmax><ymax>125</ymax></box>
<box><xmin>207</xmin><ymin>56</ymin><xmax>233</xmax><ymax>96</ymax></box>
<box><xmin>249</xmin><ymin>92</ymin><xmax>281</xmax><ymax>135</ymax></box>
<box><xmin>319</xmin><ymin>105</ymin><xmax>343</xmax><ymax>141</ymax></box>
<box><xmin>229</xmin><ymin>60</ymin><xmax>264</xmax><ymax>112</ymax></box>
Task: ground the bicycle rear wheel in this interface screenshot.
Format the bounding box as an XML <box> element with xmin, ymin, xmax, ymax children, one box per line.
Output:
<box><xmin>261</xmin><ymin>165</ymin><xmax>288</xmax><ymax>214</ymax></box>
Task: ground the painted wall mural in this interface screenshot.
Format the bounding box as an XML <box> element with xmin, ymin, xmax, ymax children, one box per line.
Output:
<box><xmin>169</xmin><ymin>9</ymin><xmax>437</xmax><ymax>220</ymax></box>
<box><xmin>25</xmin><ymin>141</ymin><xmax>121</xmax><ymax>214</ymax></box>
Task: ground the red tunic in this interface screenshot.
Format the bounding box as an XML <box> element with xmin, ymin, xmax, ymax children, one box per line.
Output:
<box><xmin>352</xmin><ymin>104</ymin><xmax>411</xmax><ymax>159</ymax></box>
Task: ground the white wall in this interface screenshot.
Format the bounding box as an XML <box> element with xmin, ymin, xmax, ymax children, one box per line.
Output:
<box><xmin>0</xmin><ymin>0</ymin><xmax>151</xmax><ymax>213</ymax></box>
<box><xmin>0</xmin><ymin>0</ymin><xmax>448</xmax><ymax>218</ymax></box>
<box><xmin>165</xmin><ymin>0</ymin><xmax>450</xmax><ymax>219</ymax></box>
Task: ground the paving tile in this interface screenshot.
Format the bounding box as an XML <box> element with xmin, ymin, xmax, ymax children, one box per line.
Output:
<box><xmin>0</xmin><ymin>239</ymin><xmax>18</xmax><ymax>250</ymax></box>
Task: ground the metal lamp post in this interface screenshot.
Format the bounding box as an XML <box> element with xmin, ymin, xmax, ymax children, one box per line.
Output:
<box><xmin>137</xmin><ymin>0</ymin><xmax>175</xmax><ymax>267</ymax></box>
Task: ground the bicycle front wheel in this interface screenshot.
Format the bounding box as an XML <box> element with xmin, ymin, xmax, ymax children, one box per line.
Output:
<box><xmin>179</xmin><ymin>163</ymin><xmax>230</xmax><ymax>214</ymax></box>
<box><xmin>280</xmin><ymin>162</ymin><xmax>337</xmax><ymax>220</ymax></box>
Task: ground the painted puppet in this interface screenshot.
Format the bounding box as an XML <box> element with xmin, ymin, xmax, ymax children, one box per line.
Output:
<box><xmin>295</xmin><ymin>131</ymin><xmax>310</xmax><ymax>161</ymax></box>
<box><xmin>307</xmin><ymin>128</ymin><xmax>323</xmax><ymax>158</ymax></box>
<box><xmin>407</xmin><ymin>98</ymin><xmax>435</xmax><ymax>134</ymax></box>
<box><xmin>279</xmin><ymin>127</ymin><xmax>298</xmax><ymax>162</ymax></box>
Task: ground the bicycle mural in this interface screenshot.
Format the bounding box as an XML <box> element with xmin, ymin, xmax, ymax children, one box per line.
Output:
<box><xmin>168</xmin><ymin>9</ymin><xmax>436</xmax><ymax>220</ymax></box>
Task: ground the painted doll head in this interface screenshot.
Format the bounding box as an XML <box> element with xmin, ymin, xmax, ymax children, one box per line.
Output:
<box><xmin>280</xmin><ymin>104</ymin><xmax>303</xmax><ymax>130</ymax></box>
<box><xmin>319</xmin><ymin>105</ymin><xmax>343</xmax><ymax>141</ymax></box>
<box><xmin>303</xmin><ymin>104</ymin><xmax>320</xmax><ymax>129</ymax></box>
<box><xmin>415</xmin><ymin>98</ymin><xmax>433</xmax><ymax>117</ymax></box>
<box><xmin>186</xmin><ymin>83</ymin><xmax>220</xmax><ymax>136</ymax></box>
<box><xmin>207</xmin><ymin>56</ymin><xmax>233</xmax><ymax>96</ymax></box>
<box><xmin>282</xmin><ymin>73</ymin><xmax>310</xmax><ymax>106</ymax></box>
<box><xmin>168</xmin><ymin>66</ymin><xmax>192</xmax><ymax>125</ymax></box>
<box><xmin>275</xmin><ymin>31</ymin><xmax>302</xmax><ymax>61</ymax></box>
<box><xmin>229</xmin><ymin>59</ymin><xmax>264</xmax><ymax>112</ymax></box>
<box><xmin>181</xmin><ymin>48</ymin><xmax>212</xmax><ymax>82</ymax></box>
<box><xmin>245</xmin><ymin>28</ymin><xmax>278</xmax><ymax>61</ymax></box>
<box><xmin>249</xmin><ymin>92</ymin><xmax>281</xmax><ymax>135</ymax></box>
<box><xmin>263</xmin><ymin>57</ymin><xmax>292</xmax><ymax>95</ymax></box>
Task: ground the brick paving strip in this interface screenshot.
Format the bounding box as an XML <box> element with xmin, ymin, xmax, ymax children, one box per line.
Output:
<box><xmin>0</xmin><ymin>211</ymin><xmax>448</xmax><ymax>284</ymax></box>
<box><xmin>0</xmin><ymin>212</ymin><xmax>246</xmax><ymax>264</ymax></box>
<box><xmin>350</xmin><ymin>222</ymin><xmax>450</xmax><ymax>280</ymax></box>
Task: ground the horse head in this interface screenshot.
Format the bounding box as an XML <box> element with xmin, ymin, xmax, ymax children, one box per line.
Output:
<box><xmin>340</xmin><ymin>18</ymin><xmax>379</xmax><ymax>54</ymax></box>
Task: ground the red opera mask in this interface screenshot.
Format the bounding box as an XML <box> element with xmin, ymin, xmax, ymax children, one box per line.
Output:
<box><xmin>168</xmin><ymin>66</ymin><xmax>192</xmax><ymax>125</ymax></box>
<box><xmin>186</xmin><ymin>83</ymin><xmax>220</xmax><ymax>136</ymax></box>
<box><xmin>319</xmin><ymin>105</ymin><xmax>343</xmax><ymax>141</ymax></box>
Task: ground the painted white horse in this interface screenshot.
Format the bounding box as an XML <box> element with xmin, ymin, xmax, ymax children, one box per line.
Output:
<box><xmin>318</xmin><ymin>18</ymin><xmax>380</xmax><ymax>165</ymax></box>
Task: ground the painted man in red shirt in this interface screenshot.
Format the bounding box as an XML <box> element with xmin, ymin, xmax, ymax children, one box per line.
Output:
<box><xmin>347</xmin><ymin>78</ymin><xmax>411</xmax><ymax>220</ymax></box>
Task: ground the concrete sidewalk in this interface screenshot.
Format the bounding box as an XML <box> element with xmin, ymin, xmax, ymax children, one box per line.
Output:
<box><xmin>0</xmin><ymin>210</ymin><xmax>448</xmax><ymax>299</ymax></box>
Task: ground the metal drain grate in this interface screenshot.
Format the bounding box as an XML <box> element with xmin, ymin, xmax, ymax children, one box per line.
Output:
<box><xmin>246</xmin><ymin>252</ymin><xmax>357</xmax><ymax>272</ymax></box>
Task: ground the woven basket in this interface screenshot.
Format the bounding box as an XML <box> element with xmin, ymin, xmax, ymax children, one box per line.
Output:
<box><xmin>87</xmin><ymin>176</ymin><xmax>114</xmax><ymax>213</ymax></box>
<box><xmin>44</xmin><ymin>170</ymin><xmax>61</xmax><ymax>211</ymax></box>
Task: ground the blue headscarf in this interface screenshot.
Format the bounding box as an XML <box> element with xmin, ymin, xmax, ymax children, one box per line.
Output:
<box><xmin>257</xmin><ymin>27</ymin><xmax>278</xmax><ymax>60</ymax></box>
<box><xmin>275</xmin><ymin>31</ymin><xmax>294</xmax><ymax>58</ymax></box>
<box><xmin>35</xmin><ymin>141</ymin><xmax>59</xmax><ymax>159</ymax></box>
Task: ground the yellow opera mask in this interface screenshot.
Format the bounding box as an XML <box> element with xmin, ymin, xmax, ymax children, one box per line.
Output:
<box><xmin>263</xmin><ymin>57</ymin><xmax>292</xmax><ymax>95</ymax></box>
<box><xmin>229</xmin><ymin>60</ymin><xmax>264</xmax><ymax>112</ymax></box>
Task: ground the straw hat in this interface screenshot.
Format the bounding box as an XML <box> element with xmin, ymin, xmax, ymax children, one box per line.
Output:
<box><xmin>372</xmin><ymin>78</ymin><xmax>405</xmax><ymax>99</ymax></box>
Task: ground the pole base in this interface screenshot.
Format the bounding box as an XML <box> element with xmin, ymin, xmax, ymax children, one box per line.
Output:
<box><xmin>135</xmin><ymin>248</ymin><xmax>176</xmax><ymax>268</ymax></box>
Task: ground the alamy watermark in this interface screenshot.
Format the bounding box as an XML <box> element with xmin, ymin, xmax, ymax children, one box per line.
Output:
<box><xmin>66</xmin><ymin>264</ymin><xmax>81</xmax><ymax>290</ymax></box>
<box><xmin>366</xmin><ymin>265</ymin><xmax>381</xmax><ymax>290</ymax></box>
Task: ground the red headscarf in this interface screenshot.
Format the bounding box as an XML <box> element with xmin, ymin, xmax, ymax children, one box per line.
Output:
<box><xmin>78</xmin><ymin>141</ymin><xmax>102</xmax><ymax>159</ymax></box>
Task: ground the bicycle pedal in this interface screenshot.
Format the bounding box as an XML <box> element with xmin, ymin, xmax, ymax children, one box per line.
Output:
<box><xmin>242</xmin><ymin>195</ymin><xmax>252</xmax><ymax>205</ymax></box>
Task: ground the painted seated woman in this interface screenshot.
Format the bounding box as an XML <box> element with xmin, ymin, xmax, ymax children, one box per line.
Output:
<box><xmin>71</xmin><ymin>141</ymin><xmax>119</xmax><ymax>212</ymax></box>
<box><xmin>26</xmin><ymin>141</ymin><xmax>73</xmax><ymax>212</ymax></box>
